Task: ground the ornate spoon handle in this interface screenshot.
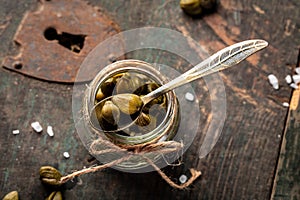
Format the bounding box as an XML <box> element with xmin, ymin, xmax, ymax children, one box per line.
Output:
<box><xmin>142</xmin><ymin>39</ymin><xmax>268</xmax><ymax>104</ymax></box>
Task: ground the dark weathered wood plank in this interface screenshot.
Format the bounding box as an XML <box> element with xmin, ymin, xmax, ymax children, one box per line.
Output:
<box><xmin>0</xmin><ymin>0</ymin><xmax>299</xmax><ymax>199</ymax></box>
<box><xmin>271</xmin><ymin>75</ymin><xmax>300</xmax><ymax>199</ymax></box>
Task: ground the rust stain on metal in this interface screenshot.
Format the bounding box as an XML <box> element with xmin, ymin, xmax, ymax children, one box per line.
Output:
<box><xmin>2</xmin><ymin>0</ymin><xmax>123</xmax><ymax>83</ymax></box>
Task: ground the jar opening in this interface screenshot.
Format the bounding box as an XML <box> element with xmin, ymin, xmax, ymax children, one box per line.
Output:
<box><xmin>86</xmin><ymin>60</ymin><xmax>179</xmax><ymax>146</ymax></box>
<box><xmin>92</xmin><ymin>70</ymin><xmax>169</xmax><ymax>137</ymax></box>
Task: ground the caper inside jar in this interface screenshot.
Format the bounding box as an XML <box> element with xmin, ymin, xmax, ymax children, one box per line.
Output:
<box><xmin>93</xmin><ymin>71</ymin><xmax>168</xmax><ymax>136</ymax></box>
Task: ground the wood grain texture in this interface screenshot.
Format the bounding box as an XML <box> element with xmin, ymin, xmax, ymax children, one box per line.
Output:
<box><xmin>0</xmin><ymin>0</ymin><xmax>299</xmax><ymax>199</ymax></box>
<box><xmin>271</xmin><ymin>81</ymin><xmax>300</xmax><ymax>200</ymax></box>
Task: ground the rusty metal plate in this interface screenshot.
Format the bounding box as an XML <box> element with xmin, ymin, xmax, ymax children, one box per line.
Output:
<box><xmin>2</xmin><ymin>0</ymin><xmax>123</xmax><ymax>83</ymax></box>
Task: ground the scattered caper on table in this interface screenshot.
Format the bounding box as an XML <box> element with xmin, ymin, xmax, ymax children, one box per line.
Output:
<box><xmin>39</xmin><ymin>166</ymin><xmax>62</xmax><ymax>186</ymax></box>
<box><xmin>180</xmin><ymin>0</ymin><xmax>202</xmax><ymax>15</ymax></box>
<box><xmin>180</xmin><ymin>0</ymin><xmax>216</xmax><ymax>16</ymax></box>
<box><xmin>46</xmin><ymin>191</ymin><xmax>63</xmax><ymax>200</ymax></box>
<box><xmin>2</xmin><ymin>191</ymin><xmax>18</xmax><ymax>200</ymax></box>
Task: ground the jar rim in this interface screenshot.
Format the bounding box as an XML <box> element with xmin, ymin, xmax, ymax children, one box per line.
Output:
<box><xmin>86</xmin><ymin>59</ymin><xmax>179</xmax><ymax>146</ymax></box>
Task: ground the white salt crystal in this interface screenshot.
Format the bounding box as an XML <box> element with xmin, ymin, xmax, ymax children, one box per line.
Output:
<box><xmin>179</xmin><ymin>174</ymin><xmax>188</xmax><ymax>184</ymax></box>
<box><xmin>295</xmin><ymin>67</ymin><xmax>300</xmax><ymax>74</ymax></box>
<box><xmin>267</xmin><ymin>74</ymin><xmax>279</xmax><ymax>90</ymax></box>
<box><xmin>63</xmin><ymin>152</ymin><xmax>70</xmax><ymax>159</ymax></box>
<box><xmin>31</xmin><ymin>121</ymin><xmax>43</xmax><ymax>133</ymax></box>
<box><xmin>47</xmin><ymin>126</ymin><xmax>54</xmax><ymax>137</ymax></box>
<box><xmin>292</xmin><ymin>75</ymin><xmax>300</xmax><ymax>84</ymax></box>
<box><xmin>12</xmin><ymin>130</ymin><xmax>20</xmax><ymax>135</ymax></box>
<box><xmin>285</xmin><ymin>75</ymin><xmax>292</xmax><ymax>84</ymax></box>
<box><xmin>290</xmin><ymin>83</ymin><xmax>299</xmax><ymax>89</ymax></box>
<box><xmin>185</xmin><ymin>92</ymin><xmax>195</xmax><ymax>102</ymax></box>
<box><xmin>282</xmin><ymin>102</ymin><xmax>289</xmax><ymax>107</ymax></box>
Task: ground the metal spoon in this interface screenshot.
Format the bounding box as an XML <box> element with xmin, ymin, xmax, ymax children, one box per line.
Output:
<box><xmin>92</xmin><ymin>39</ymin><xmax>268</xmax><ymax>133</ymax></box>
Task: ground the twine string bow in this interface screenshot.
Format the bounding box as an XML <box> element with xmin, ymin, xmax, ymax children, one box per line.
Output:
<box><xmin>60</xmin><ymin>137</ymin><xmax>201</xmax><ymax>189</ymax></box>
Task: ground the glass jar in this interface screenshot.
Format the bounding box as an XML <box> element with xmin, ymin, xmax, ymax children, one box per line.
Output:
<box><xmin>82</xmin><ymin>60</ymin><xmax>180</xmax><ymax>172</ymax></box>
<box><xmin>74</xmin><ymin>59</ymin><xmax>200</xmax><ymax>173</ymax></box>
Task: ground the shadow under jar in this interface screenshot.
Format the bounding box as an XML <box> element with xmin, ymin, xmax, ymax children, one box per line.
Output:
<box><xmin>83</xmin><ymin>60</ymin><xmax>180</xmax><ymax>172</ymax></box>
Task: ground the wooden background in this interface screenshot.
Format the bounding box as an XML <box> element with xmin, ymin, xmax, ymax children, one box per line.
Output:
<box><xmin>0</xmin><ymin>0</ymin><xmax>299</xmax><ymax>199</ymax></box>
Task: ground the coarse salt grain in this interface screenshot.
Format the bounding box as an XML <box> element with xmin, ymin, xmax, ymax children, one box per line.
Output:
<box><xmin>267</xmin><ymin>74</ymin><xmax>279</xmax><ymax>90</ymax></box>
<box><xmin>295</xmin><ymin>67</ymin><xmax>300</xmax><ymax>75</ymax></box>
<box><xmin>179</xmin><ymin>174</ymin><xmax>188</xmax><ymax>184</ymax></box>
<box><xmin>292</xmin><ymin>75</ymin><xmax>300</xmax><ymax>84</ymax></box>
<box><xmin>12</xmin><ymin>130</ymin><xmax>20</xmax><ymax>135</ymax></box>
<box><xmin>285</xmin><ymin>75</ymin><xmax>292</xmax><ymax>84</ymax></box>
<box><xmin>282</xmin><ymin>102</ymin><xmax>289</xmax><ymax>107</ymax></box>
<box><xmin>185</xmin><ymin>92</ymin><xmax>195</xmax><ymax>102</ymax></box>
<box><xmin>290</xmin><ymin>83</ymin><xmax>299</xmax><ymax>89</ymax></box>
<box><xmin>63</xmin><ymin>152</ymin><xmax>70</xmax><ymax>159</ymax></box>
<box><xmin>31</xmin><ymin>121</ymin><xmax>43</xmax><ymax>133</ymax></box>
<box><xmin>47</xmin><ymin>126</ymin><xmax>54</xmax><ymax>137</ymax></box>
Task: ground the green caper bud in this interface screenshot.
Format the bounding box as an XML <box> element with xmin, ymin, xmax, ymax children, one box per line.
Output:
<box><xmin>99</xmin><ymin>101</ymin><xmax>120</xmax><ymax>125</ymax></box>
<box><xmin>115</xmin><ymin>74</ymin><xmax>132</xmax><ymax>94</ymax></box>
<box><xmin>39</xmin><ymin>166</ymin><xmax>62</xmax><ymax>186</ymax></box>
<box><xmin>98</xmin><ymin>73</ymin><xmax>126</xmax><ymax>97</ymax></box>
<box><xmin>146</xmin><ymin>82</ymin><xmax>159</xmax><ymax>91</ymax></box>
<box><xmin>100</xmin><ymin>81</ymin><xmax>115</xmax><ymax>97</ymax></box>
<box><xmin>112</xmin><ymin>94</ymin><xmax>143</xmax><ymax>115</ymax></box>
<box><xmin>46</xmin><ymin>191</ymin><xmax>63</xmax><ymax>200</ymax></box>
<box><xmin>116</xmin><ymin>72</ymin><xmax>149</xmax><ymax>94</ymax></box>
<box><xmin>146</xmin><ymin>83</ymin><xmax>165</xmax><ymax>105</ymax></box>
<box><xmin>150</xmin><ymin>95</ymin><xmax>165</xmax><ymax>106</ymax></box>
<box><xmin>135</xmin><ymin>112</ymin><xmax>151</xmax><ymax>126</ymax></box>
<box><xmin>133</xmin><ymin>82</ymin><xmax>159</xmax><ymax>96</ymax></box>
<box><xmin>180</xmin><ymin>0</ymin><xmax>202</xmax><ymax>15</ymax></box>
<box><xmin>143</xmin><ymin>95</ymin><xmax>166</xmax><ymax>114</ymax></box>
<box><xmin>2</xmin><ymin>191</ymin><xmax>18</xmax><ymax>200</ymax></box>
<box><xmin>130</xmin><ymin>75</ymin><xmax>144</xmax><ymax>89</ymax></box>
<box><xmin>111</xmin><ymin>72</ymin><xmax>124</xmax><ymax>82</ymax></box>
<box><xmin>138</xmin><ymin>114</ymin><xmax>157</xmax><ymax>133</ymax></box>
<box><xmin>95</xmin><ymin>88</ymin><xmax>105</xmax><ymax>101</ymax></box>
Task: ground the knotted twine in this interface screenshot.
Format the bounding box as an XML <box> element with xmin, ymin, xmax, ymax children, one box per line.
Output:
<box><xmin>59</xmin><ymin>135</ymin><xmax>201</xmax><ymax>189</ymax></box>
